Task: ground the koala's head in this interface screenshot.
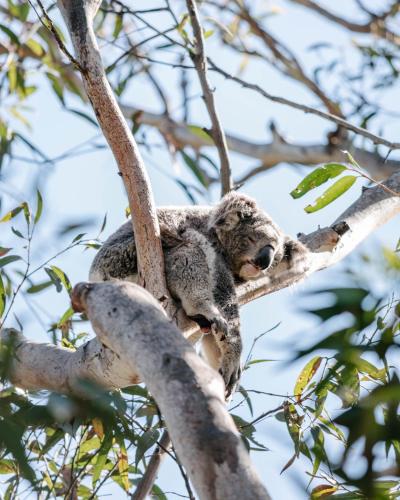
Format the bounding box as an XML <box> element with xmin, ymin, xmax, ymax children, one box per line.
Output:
<box><xmin>209</xmin><ymin>191</ymin><xmax>286</xmax><ymax>280</ymax></box>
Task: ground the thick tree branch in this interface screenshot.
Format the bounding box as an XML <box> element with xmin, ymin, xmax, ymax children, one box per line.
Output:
<box><xmin>237</xmin><ymin>171</ymin><xmax>400</xmax><ymax>305</ymax></box>
<box><xmin>3</xmin><ymin>281</ymin><xmax>270</xmax><ymax>500</ymax></box>
<box><xmin>56</xmin><ymin>0</ymin><xmax>169</xmax><ymax>301</ymax></box>
<box><xmin>186</xmin><ymin>0</ymin><xmax>233</xmax><ymax>196</ymax></box>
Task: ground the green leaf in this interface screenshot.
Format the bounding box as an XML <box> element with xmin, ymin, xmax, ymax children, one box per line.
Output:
<box><xmin>180</xmin><ymin>150</ymin><xmax>208</xmax><ymax>187</ymax></box>
<box><xmin>187</xmin><ymin>125</ymin><xmax>213</xmax><ymax>143</ymax></box>
<box><xmin>135</xmin><ymin>429</ymin><xmax>160</xmax><ymax>466</ymax></box>
<box><xmin>290</xmin><ymin>163</ymin><xmax>347</xmax><ymax>199</ymax></box>
<box><xmin>310</xmin><ymin>484</ymin><xmax>338</xmax><ymax>498</ymax></box>
<box><xmin>113</xmin><ymin>14</ymin><xmax>123</xmax><ymax>39</ymax></box>
<box><xmin>0</xmin><ymin>274</ymin><xmax>5</xmax><ymax>317</ymax></box>
<box><xmin>92</xmin><ymin>433</ymin><xmax>113</xmax><ymax>486</ymax></box>
<box><xmin>48</xmin><ymin>266</ymin><xmax>71</xmax><ymax>293</ymax></box>
<box><xmin>305</xmin><ymin>175</ymin><xmax>357</xmax><ymax>213</ymax></box>
<box><xmin>0</xmin><ymin>203</ymin><xmax>26</xmax><ymax>223</ymax></box>
<box><xmin>0</xmin><ymin>255</ymin><xmax>21</xmax><ymax>268</ymax></box>
<box><xmin>34</xmin><ymin>190</ymin><xmax>43</xmax><ymax>224</ymax></box>
<box><xmin>383</xmin><ymin>247</ymin><xmax>400</xmax><ymax>271</ymax></box>
<box><xmin>0</xmin><ymin>247</ymin><xmax>12</xmax><ymax>257</ymax></box>
<box><xmin>356</xmin><ymin>358</ymin><xmax>386</xmax><ymax>381</ymax></box>
<box><xmin>25</xmin><ymin>39</ymin><xmax>44</xmax><ymax>57</ymax></box>
<box><xmin>26</xmin><ymin>281</ymin><xmax>53</xmax><ymax>294</ymax></box>
<box><xmin>294</xmin><ymin>356</ymin><xmax>322</xmax><ymax>402</ymax></box>
<box><xmin>0</xmin><ymin>24</ymin><xmax>19</xmax><ymax>45</ymax></box>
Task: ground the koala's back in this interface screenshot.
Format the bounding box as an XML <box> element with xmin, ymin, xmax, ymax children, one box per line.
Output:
<box><xmin>89</xmin><ymin>205</ymin><xmax>213</xmax><ymax>281</ymax></box>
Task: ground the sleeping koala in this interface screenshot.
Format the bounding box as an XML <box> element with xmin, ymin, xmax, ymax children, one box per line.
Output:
<box><xmin>89</xmin><ymin>191</ymin><xmax>304</xmax><ymax>397</ymax></box>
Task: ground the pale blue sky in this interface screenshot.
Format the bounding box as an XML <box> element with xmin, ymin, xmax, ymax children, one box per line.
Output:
<box><xmin>1</xmin><ymin>0</ymin><xmax>399</xmax><ymax>498</ymax></box>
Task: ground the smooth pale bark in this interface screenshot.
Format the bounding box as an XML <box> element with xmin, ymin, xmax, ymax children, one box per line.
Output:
<box><xmin>57</xmin><ymin>0</ymin><xmax>169</xmax><ymax>303</ymax></box>
<box><xmin>6</xmin><ymin>281</ymin><xmax>269</xmax><ymax>500</ymax></box>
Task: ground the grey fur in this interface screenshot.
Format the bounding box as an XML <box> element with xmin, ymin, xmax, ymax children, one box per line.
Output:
<box><xmin>89</xmin><ymin>191</ymin><xmax>304</xmax><ymax>397</ymax></box>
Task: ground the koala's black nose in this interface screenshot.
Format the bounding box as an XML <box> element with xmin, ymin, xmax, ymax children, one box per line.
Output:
<box><xmin>254</xmin><ymin>245</ymin><xmax>275</xmax><ymax>270</ymax></box>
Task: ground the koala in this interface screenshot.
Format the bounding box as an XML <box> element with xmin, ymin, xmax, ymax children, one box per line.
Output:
<box><xmin>89</xmin><ymin>191</ymin><xmax>305</xmax><ymax>398</ymax></box>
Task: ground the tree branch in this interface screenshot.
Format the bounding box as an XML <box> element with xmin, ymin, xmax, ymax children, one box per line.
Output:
<box><xmin>186</xmin><ymin>0</ymin><xmax>233</xmax><ymax>196</ymax></box>
<box><xmin>209</xmin><ymin>60</ymin><xmax>400</xmax><ymax>151</ymax></box>
<box><xmin>120</xmin><ymin>104</ymin><xmax>400</xmax><ymax>182</ymax></box>
<box><xmin>3</xmin><ymin>281</ymin><xmax>271</xmax><ymax>500</ymax></box>
<box><xmin>131</xmin><ymin>430</ymin><xmax>171</xmax><ymax>500</ymax></box>
<box><xmin>56</xmin><ymin>0</ymin><xmax>169</xmax><ymax>302</ymax></box>
<box><xmin>288</xmin><ymin>0</ymin><xmax>400</xmax><ymax>45</ymax></box>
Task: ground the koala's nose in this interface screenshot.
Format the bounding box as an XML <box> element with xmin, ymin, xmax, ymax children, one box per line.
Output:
<box><xmin>254</xmin><ymin>245</ymin><xmax>275</xmax><ymax>270</ymax></box>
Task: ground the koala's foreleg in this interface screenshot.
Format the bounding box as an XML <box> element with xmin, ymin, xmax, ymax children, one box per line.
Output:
<box><xmin>165</xmin><ymin>231</ymin><xmax>242</xmax><ymax>398</ymax></box>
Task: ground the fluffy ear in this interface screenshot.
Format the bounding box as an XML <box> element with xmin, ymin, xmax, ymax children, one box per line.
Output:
<box><xmin>209</xmin><ymin>191</ymin><xmax>257</xmax><ymax>232</ymax></box>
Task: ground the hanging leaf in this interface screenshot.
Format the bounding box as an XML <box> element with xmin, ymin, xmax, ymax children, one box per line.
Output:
<box><xmin>135</xmin><ymin>429</ymin><xmax>160</xmax><ymax>466</ymax></box>
<box><xmin>49</xmin><ymin>266</ymin><xmax>72</xmax><ymax>293</ymax></box>
<box><xmin>290</xmin><ymin>163</ymin><xmax>347</xmax><ymax>199</ymax></box>
<box><xmin>0</xmin><ymin>255</ymin><xmax>21</xmax><ymax>268</ymax></box>
<box><xmin>0</xmin><ymin>274</ymin><xmax>5</xmax><ymax>317</ymax></box>
<box><xmin>294</xmin><ymin>356</ymin><xmax>322</xmax><ymax>402</ymax></box>
<box><xmin>92</xmin><ymin>433</ymin><xmax>113</xmax><ymax>486</ymax></box>
<box><xmin>305</xmin><ymin>176</ymin><xmax>357</xmax><ymax>213</ymax></box>
<box><xmin>180</xmin><ymin>150</ymin><xmax>209</xmax><ymax>187</ymax></box>
<box><xmin>34</xmin><ymin>190</ymin><xmax>43</xmax><ymax>224</ymax></box>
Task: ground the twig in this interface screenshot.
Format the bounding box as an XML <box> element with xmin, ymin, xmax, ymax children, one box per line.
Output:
<box><xmin>186</xmin><ymin>0</ymin><xmax>233</xmax><ymax>196</ymax></box>
<box><xmin>209</xmin><ymin>59</ymin><xmax>400</xmax><ymax>151</ymax></box>
<box><xmin>131</xmin><ymin>430</ymin><xmax>172</xmax><ymax>500</ymax></box>
<box><xmin>28</xmin><ymin>0</ymin><xmax>84</xmax><ymax>72</ymax></box>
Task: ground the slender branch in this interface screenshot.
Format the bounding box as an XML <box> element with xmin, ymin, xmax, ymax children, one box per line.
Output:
<box><xmin>131</xmin><ymin>430</ymin><xmax>172</xmax><ymax>500</ymax></box>
<box><xmin>209</xmin><ymin>59</ymin><xmax>400</xmax><ymax>151</ymax></box>
<box><xmin>233</xmin><ymin>0</ymin><xmax>343</xmax><ymax>117</ymax></box>
<box><xmin>288</xmin><ymin>0</ymin><xmax>400</xmax><ymax>45</ymax></box>
<box><xmin>29</xmin><ymin>0</ymin><xmax>84</xmax><ymax>72</ymax></box>
<box><xmin>186</xmin><ymin>0</ymin><xmax>233</xmax><ymax>196</ymax></box>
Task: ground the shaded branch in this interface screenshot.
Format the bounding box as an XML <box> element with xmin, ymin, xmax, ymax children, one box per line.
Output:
<box><xmin>3</xmin><ymin>281</ymin><xmax>271</xmax><ymax>500</ymax></box>
<box><xmin>186</xmin><ymin>0</ymin><xmax>232</xmax><ymax>196</ymax></box>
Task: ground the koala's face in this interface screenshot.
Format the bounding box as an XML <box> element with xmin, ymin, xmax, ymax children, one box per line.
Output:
<box><xmin>210</xmin><ymin>192</ymin><xmax>285</xmax><ymax>280</ymax></box>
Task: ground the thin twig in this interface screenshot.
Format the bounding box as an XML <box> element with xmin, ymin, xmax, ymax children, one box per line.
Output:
<box><xmin>186</xmin><ymin>0</ymin><xmax>233</xmax><ymax>196</ymax></box>
<box><xmin>131</xmin><ymin>430</ymin><xmax>172</xmax><ymax>500</ymax></box>
<box><xmin>28</xmin><ymin>0</ymin><xmax>84</xmax><ymax>72</ymax></box>
<box><xmin>209</xmin><ymin>59</ymin><xmax>400</xmax><ymax>151</ymax></box>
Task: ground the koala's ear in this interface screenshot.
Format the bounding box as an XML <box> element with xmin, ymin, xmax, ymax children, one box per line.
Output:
<box><xmin>212</xmin><ymin>193</ymin><xmax>257</xmax><ymax>232</ymax></box>
<box><xmin>214</xmin><ymin>211</ymin><xmax>240</xmax><ymax>231</ymax></box>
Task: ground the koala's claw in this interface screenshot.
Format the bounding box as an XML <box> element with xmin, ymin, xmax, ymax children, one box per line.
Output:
<box><xmin>211</xmin><ymin>316</ymin><xmax>229</xmax><ymax>339</ymax></box>
<box><xmin>219</xmin><ymin>359</ymin><xmax>242</xmax><ymax>399</ymax></box>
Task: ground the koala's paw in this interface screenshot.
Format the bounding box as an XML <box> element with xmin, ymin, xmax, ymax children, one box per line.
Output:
<box><xmin>219</xmin><ymin>354</ymin><xmax>242</xmax><ymax>400</ymax></box>
<box><xmin>211</xmin><ymin>316</ymin><xmax>229</xmax><ymax>340</ymax></box>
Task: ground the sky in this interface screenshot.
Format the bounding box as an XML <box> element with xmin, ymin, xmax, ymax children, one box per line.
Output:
<box><xmin>1</xmin><ymin>0</ymin><xmax>399</xmax><ymax>498</ymax></box>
